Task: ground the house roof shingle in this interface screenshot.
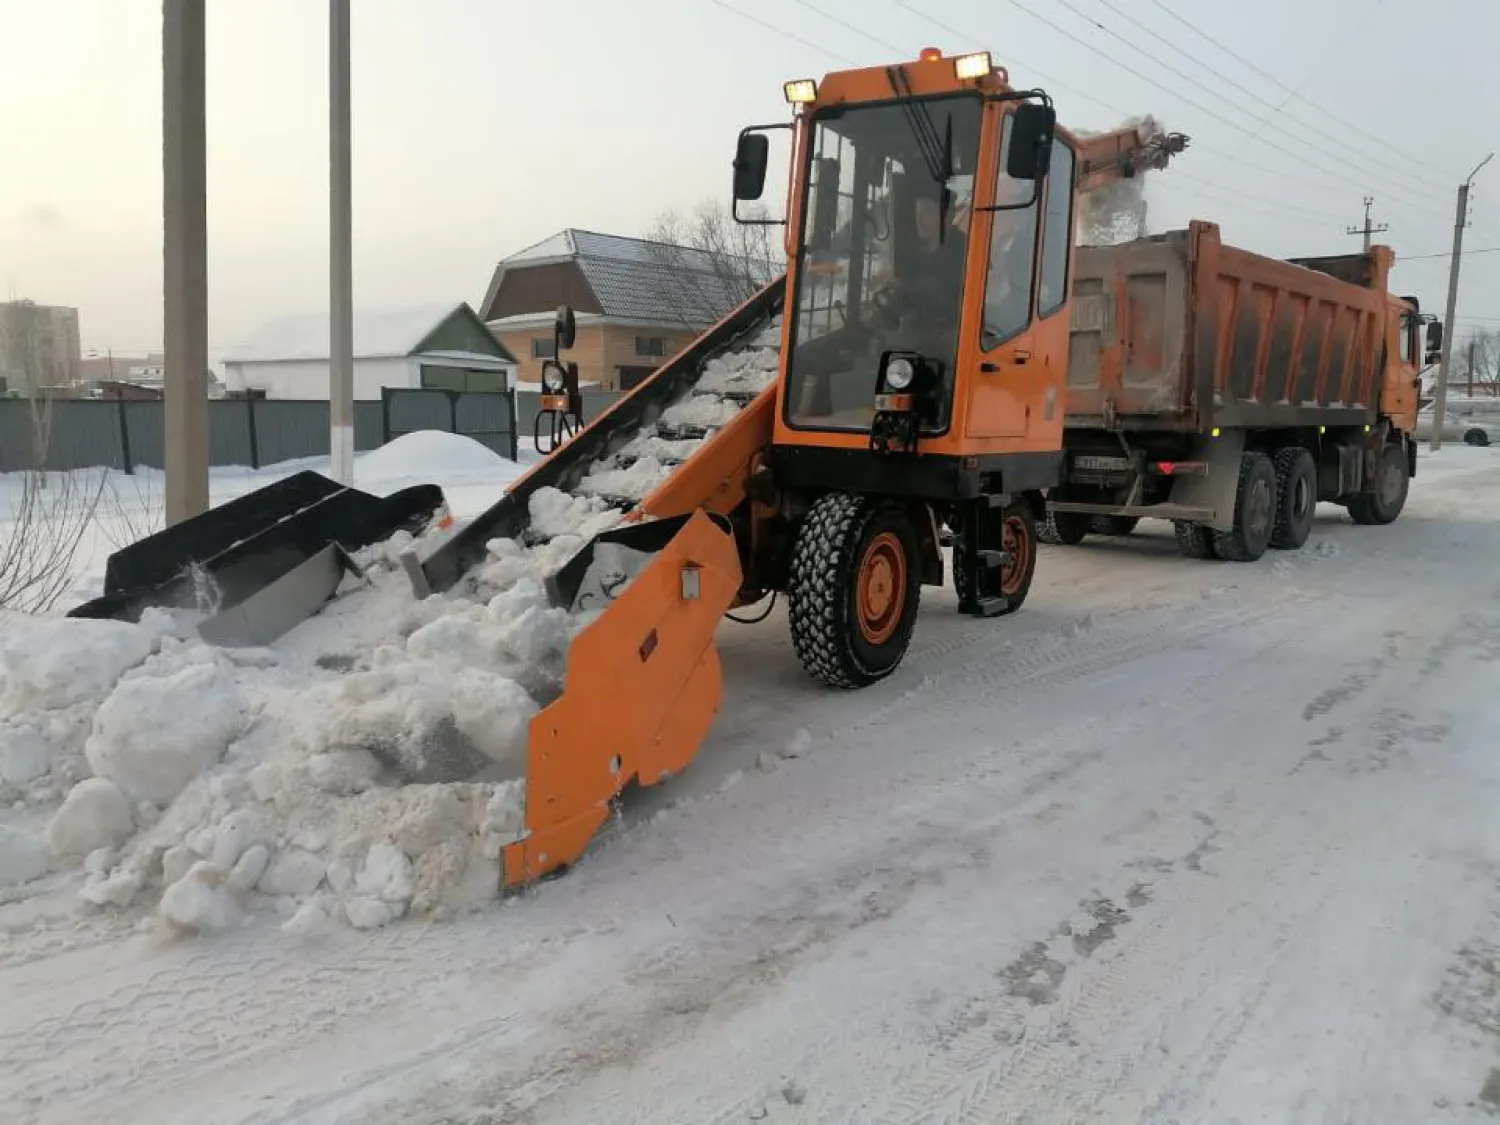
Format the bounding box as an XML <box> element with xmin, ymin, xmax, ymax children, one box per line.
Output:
<box><xmin>482</xmin><ymin>229</ymin><xmax>780</xmax><ymax>328</ymax></box>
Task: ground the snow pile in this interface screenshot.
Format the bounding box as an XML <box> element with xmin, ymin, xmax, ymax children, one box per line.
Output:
<box><xmin>1074</xmin><ymin>114</ymin><xmax>1163</xmax><ymax>247</ymax></box>
<box><xmin>0</xmin><ymin>309</ymin><xmax>786</xmax><ymax>930</ymax></box>
<box><xmin>358</xmin><ymin>430</ymin><xmax>513</xmax><ymax>481</ymax></box>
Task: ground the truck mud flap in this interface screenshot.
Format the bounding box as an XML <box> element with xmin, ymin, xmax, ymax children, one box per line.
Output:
<box><xmin>67</xmin><ymin>470</ymin><xmax>444</xmax><ymax>636</ymax></box>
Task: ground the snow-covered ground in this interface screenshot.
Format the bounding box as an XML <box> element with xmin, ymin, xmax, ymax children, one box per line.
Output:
<box><xmin>4</xmin><ymin>441</ymin><xmax>1500</xmax><ymax>1123</ymax></box>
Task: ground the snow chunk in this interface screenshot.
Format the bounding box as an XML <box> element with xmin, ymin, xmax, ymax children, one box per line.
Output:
<box><xmin>281</xmin><ymin>899</ymin><xmax>332</xmax><ymax>938</ymax></box>
<box><xmin>85</xmin><ymin>660</ymin><xmax>246</xmax><ymax>805</ymax></box>
<box><xmin>576</xmin><ymin>456</ymin><xmax>671</xmax><ymax>502</ymax></box>
<box><xmin>0</xmin><ymin>618</ymin><xmax>158</xmax><ymax>717</ymax></box>
<box><xmin>0</xmin><ymin>825</ymin><xmax>49</xmax><ymax>887</ymax></box>
<box><xmin>0</xmin><ymin>724</ymin><xmax>50</xmax><ymax>785</ymax></box>
<box><xmin>257</xmin><ymin>848</ymin><xmax>326</xmax><ymax>897</ymax></box>
<box><xmin>47</xmin><ymin>778</ymin><xmax>134</xmax><ymax>858</ymax></box>
<box><xmin>227</xmin><ymin>845</ymin><xmax>270</xmax><ymax>893</ymax></box>
<box><xmin>355</xmin><ymin>843</ymin><xmax>415</xmax><ymax>904</ymax></box>
<box><xmin>345</xmin><ymin>896</ymin><xmax>404</xmax><ymax>930</ymax></box>
<box><xmin>528</xmin><ymin>486</ymin><xmax>624</xmax><ymax>542</ymax></box>
<box><xmin>160</xmin><ymin>861</ymin><xmax>238</xmax><ymax>933</ymax></box>
<box><xmin>358</xmin><ymin>430</ymin><xmax>512</xmax><ymax>480</ymax></box>
<box><xmin>661</xmin><ymin>395</ymin><xmax>740</xmax><ymax>431</ymax></box>
<box><xmin>615</xmin><ymin>434</ymin><xmax>703</xmax><ymax>464</ymax></box>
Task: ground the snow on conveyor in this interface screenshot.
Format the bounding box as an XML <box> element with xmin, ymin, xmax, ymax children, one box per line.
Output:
<box><xmin>0</xmin><ymin>314</ymin><xmax>783</xmax><ymax>938</ymax></box>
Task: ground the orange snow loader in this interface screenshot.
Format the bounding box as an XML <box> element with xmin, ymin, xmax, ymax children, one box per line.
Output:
<box><xmin>408</xmin><ymin>49</ymin><xmax>1189</xmax><ymax>887</ymax></box>
<box><xmin>72</xmin><ymin>50</ymin><xmax>1188</xmax><ymax>890</ymax></box>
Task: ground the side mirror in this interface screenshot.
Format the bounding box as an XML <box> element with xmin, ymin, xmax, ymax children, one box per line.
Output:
<box><xmin>1007</xmin><ymin>103</ymin><xmax>1056</xmax><ymax>181</ymax></box>
<box><xmin>733</xmin><ymin>132</ymin><xmax>770</xmax><ymax>201</ymax></box>
<box><xmin>809</xmin><ymin>156</ymin><xmax>840</xmax><ymax>252</ymax></box>
<box><xmin>554</xmin><ymin>305</ymin><xmax>576</xmax><ymax>353</ymax></box>
<box><xmin>1426</xmin><ymin>320</ymin><xmax>1443</xmax><ymax>363</ymax></box>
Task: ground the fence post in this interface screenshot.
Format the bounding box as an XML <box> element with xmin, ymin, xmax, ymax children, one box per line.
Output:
<box><xmin>449</xmin><ymin>390</ymin><xmax>459</xmax><ymax>437</ymax></box>
<box><xmin>509</xmin><ymin>386</ymin><xmax>520</xmax><ymax>461</ymax></box>
<box><xmin>117</xmin><ymin>398</ymin><xmax>135</xmax><ymax>475</ymax></box>
<box><xmin>381</xmin><ymin>387</ymin><xmax>391</xmax><ymax>444</ymax></box>
<box><xmin>245</xmin><ymin>395</ymin><xmax>260</xmax><ymax>469</ymax></box>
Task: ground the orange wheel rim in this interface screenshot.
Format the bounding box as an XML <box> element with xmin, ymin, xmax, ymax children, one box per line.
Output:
<box><xmin>1000</xmin><ymin>516</ymin><xmax>1031</xmax><ymax>596</ymax></box>
<box><xmin>856</xmin><ymin>532</ymin><xmax>905</xmax><ymax>645</ymax></box>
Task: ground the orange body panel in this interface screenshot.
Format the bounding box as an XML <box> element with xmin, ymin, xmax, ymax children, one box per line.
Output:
<box><xmin>769</xmin><ymin>61</ymin><xmax>1074</xmax><ymax>462</ymax></box>
<box><xmin>639</xmin><ymin>386</ymin><xmax>775</xmax><ymax>521</ymax></box>
<box><xmin>1065</xmin><ymin>221</ymin><xmax>1413</xmax><ymax>430</ymax></box>
<box><xmin>501</xmin><ymin>509</ymin><xmax>742</xmax><ymax>888</ymax></box>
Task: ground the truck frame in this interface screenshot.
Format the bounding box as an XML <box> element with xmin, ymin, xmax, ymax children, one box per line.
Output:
<box><xmin>1039</xmin><ymin>220</ymin><xmax>1439</xmax><ymax>560</ymax></box>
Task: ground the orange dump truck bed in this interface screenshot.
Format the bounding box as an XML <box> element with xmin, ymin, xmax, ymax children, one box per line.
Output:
<box><xmin>1066</xmin><ymin>220</ymin><xmax>1397</xmax><ymax>433</ymax></box>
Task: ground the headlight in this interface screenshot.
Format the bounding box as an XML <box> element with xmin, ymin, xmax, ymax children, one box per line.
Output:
<box><xmin>885</xmin><ymin>357</ymin><xmax>915</xmax><ymax>390</ymax></box>
<box><xmin>543</xmin><ymin>368</ymin><xmax>564</xmax><ymax>392</ymax></box>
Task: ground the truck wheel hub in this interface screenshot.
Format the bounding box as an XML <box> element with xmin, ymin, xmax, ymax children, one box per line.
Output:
<box><xmin>857</xmin><ymin>533</ymin><xmax>904</xmax><ymax>644</ymax></box>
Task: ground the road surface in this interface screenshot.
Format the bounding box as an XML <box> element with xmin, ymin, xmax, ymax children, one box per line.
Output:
<box><xmin>4</xmin><ymin>448</ymin><xmax>1500</xmax><ymax>1124</ymax></box>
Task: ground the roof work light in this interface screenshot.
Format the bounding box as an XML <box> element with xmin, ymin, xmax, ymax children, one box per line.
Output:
<box><xmin>954</xmin><ymin>51</ymin><xmax>992</xmax><ymax>79</ymax></box>
<box><xmin>784</xmin><ymin>79</ymin><xmax>818</xmax><ymax>104</ymax></box>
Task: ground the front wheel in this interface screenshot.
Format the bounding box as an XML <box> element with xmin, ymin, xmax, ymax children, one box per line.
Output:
<box><xmin>1348</xmin><ymin>443</ymin><xmax>1410</xmax><ymax>526</ymax></box>
<box><xmin>1465</xmin><ymin>428</ymin><xmax>1489</xmax><ymax>447</ymax></box>
<box><xmin>788</xmin><ymin>493</ymin><xmax>922</xmax><ymax>689</ymax></box>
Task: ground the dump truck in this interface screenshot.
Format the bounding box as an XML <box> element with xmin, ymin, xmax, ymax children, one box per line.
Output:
<box><xmin>1039</xmin><ymin>221</ymin><xmax>1442</xmax><ymax>559</ymax></box>
<box><xmin>71</xmin><ymin>48</ymin><xmax>1191</xmax><ymax>888</ymax></box>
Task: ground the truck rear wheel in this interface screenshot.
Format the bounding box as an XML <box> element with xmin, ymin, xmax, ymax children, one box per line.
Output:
<box><xmin>1090</xmin><ymin>515</ymin><xmax>1139</xmax><ymax>536</ymax></box>
<box><xmin>1039</xmin><ymin>508</ymin><xmax>1089</xmax><ymax>546</ymax></box>
<box><xmin>1212</xmin><ymin>452</ymin><xmax>1277</xmax><ymax>562</ymax></box>
<box><xmin>1348</xmin><ymin>443</ymin><xmax>1409</xmax><ymax>526</ymax></box>
<box><xmin>788</xmin><ymin>492</ymin><xmax>921</xmax><ymax>689</ymax></box>
<box><xmin>1271</xmin><ymin>447</ymin><xmax>1317</xmax><ymax>550</ymax></box>
<box><xmin>1174</xmin><ymin>520</ymin><xmax>1216</xmax><ymax>559</ymax></box>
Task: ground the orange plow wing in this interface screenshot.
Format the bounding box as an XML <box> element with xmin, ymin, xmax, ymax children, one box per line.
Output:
<box><xmin>501</xmin><ymin>508</ymin><xmax>743</xmax><ymax>889</ymax></box>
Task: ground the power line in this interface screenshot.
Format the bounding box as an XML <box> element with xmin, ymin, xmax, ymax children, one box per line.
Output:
<box><xmin>792</xmin><ymin>0</ymin><xmax>907</xmax><ymax>56</ymax></box>
<box><xmin>705</xmin><ymin>0</ymin><xmax>859</xmax><ymax>66</ymax></box>
<box><xmin>993</xmin><ymin>0</ymin><xmax>1449</xmax><ymax>220</ymax></box>
<box><xmin>1091</xmin><ymin>0</ymin><xmax>1451</xmax><ymax>196</ymax></box>
<box><xmin>1146</xmin><ymin>0</ymin><xmax>1454</xmax><ymax>177</ymax></box>
<box><xmin>1399</xmin><ymin>246</ymin><xmax>1500</xmax><ymax>261</ymax></box>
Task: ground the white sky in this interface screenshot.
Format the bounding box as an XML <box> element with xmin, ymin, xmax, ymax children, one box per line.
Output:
<box><xmin>1</xmin><ymin>0</ymin><xmax>1497</xmax><ymax>360</ymax></box>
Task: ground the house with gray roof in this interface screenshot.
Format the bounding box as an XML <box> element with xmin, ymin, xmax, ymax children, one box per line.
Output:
<box><xmin>222</xmin><ymin>301</ymin><xmax>516</xmax><ymax>401</ymax></box>
<box><xmin>479</xmin><ymin>229</ymin><xmax>778</xmax><ymax>391</ymax></box>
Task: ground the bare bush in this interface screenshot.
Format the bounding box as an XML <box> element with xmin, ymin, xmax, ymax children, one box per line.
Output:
<box><xmin>0</xmin><ymin>394</ymin><xmax>107</xmax><ymax>614</ymax></box>
<box><xmin>100</xmin><ymin>470</ymin><xmax>165</xmax><ymax>552</ymax></box>
<box><xmin>646</xmin><ymin>200</ymin><xmax>781</xmax><ymax>328</ymax></box>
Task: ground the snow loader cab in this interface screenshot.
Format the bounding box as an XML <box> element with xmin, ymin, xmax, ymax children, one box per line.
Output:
<box><xmin>535</xmin><ymin>305</ymin><xmax>586</xmax><ymax>454</ymax></box>
<box><xmin>731</xmin><ymin>50</ymin><xmax>1186</xmax><ymax>684</ymax></box>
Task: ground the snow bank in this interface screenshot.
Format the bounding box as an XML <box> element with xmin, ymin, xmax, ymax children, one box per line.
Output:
<box><xmin>0</xmin><ymin>309</ymin><xmax>785</xmax><ymax>938</ymax></box>
<box><xmin>358</xmin><ymin>429</ymin><xmax>514</xmax><ymax>481</ymax></box>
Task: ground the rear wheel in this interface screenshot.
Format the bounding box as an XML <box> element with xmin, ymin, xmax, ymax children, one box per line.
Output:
<box><xmin>1212</xmin><ymin>451</ymin><xmax>1277</xmax><ymax>562</ymax></box>
<box><xmin>1348</xmin><ymin>443</ymin><xmax>1410</xmax><ymax>526</ymax></box>
<box><xmin>1039</xmin><ymin>507</ymin><xmax>1089</xmax><ymax>546</ymax></box>
<box><xmin>951</xmin><ymin>500</ymin><xmax>1038</xmax><ymax>615</ymax></box>
<box><xmin>1174</xmin><ymin>520</ymin><xmax>1216</xmax><ymax>559</ymax></box>
<box><xmin>788</xmin><ymin>492</ymin><xmax>921</xmax><ymax>689</ymax></box>
<box><xmin>1465</xmin><ymin>428</ymin><xmax>1489</xmax><ymax>447</ymax></box>
<box><xmin>1270</xmin><ymin>447</ymin><xmax>1317</xmax><ymax>550</ymax></box>
<box><xmin>1089</xmin><ymin>515</ymin><xmax>1139</xmax><ymax>536</ymax></box>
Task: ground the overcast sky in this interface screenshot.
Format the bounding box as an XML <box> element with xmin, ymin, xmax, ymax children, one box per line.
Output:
<box><xmin>1</xmin><ymin>0</ymin><xmax>1497</xmax><ymax>361</ymax></box>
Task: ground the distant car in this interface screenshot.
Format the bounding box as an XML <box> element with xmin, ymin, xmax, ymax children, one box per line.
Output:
<box><xmin>1414</xmin><ymin>404</ymin><xmax>1491</xmax><ymax>446</ymax></box>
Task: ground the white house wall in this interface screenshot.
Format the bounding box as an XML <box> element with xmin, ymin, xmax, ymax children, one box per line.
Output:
<box><xmin>221</xmin><ymin>357</ymin><xmax>417</xmax><ymax>400</ymax></box>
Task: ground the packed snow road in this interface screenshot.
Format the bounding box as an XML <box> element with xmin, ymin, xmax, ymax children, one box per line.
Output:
<box><xmin>5</xmin><ymin>447</ymin><xmax>1500</xmax><ymax>1124</ymax></box>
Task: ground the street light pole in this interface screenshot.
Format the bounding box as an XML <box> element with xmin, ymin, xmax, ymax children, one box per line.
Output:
<box><xmin>1430</xmin><ymin>152</ymin><xmax>1493</xmax><ymax>453</ymax></box>
<box><xmin>162</xmin><ymin>0</ymin><xmax>209</xmax><ymax>523</ymax></box>
<box><xmin>329</xmin><ymin>0</ymin><xmax>354</xmax><ymax>485</ymax></box>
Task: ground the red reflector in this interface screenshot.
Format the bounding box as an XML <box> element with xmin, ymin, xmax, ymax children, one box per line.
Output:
<box><xmin>1156</xmin><ymin>461</ymin><xmax>1177</xmax><ymax>475</ymax></box>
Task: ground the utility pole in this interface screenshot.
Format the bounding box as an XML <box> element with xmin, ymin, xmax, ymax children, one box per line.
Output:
<box><xmin>1346</xmin><ymin>196</ymin><xmax>1388</xmax><ymax>253</ymax></box>
<box><xmin>162</xmin><ymin>0</ymin><xmax>209</xmax><ymax>523</ymax></box>
<box><xmin>1431</xmin><ymin>153</ymin><xmax>1494</xmax><ymax>452</ymax></box>
<box><xmin>1468</xmin><ymin>337</ymin><xmax>1476</xmax><ymax>399</ymax></box>
<box><xmin>329</xmin><ymin>0</ymin><xmax>354</xmax><ymax>486</ymax></box>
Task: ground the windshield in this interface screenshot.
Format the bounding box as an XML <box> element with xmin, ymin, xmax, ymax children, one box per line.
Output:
<box><xmin>784</xmin><ymin>95</ymin><xmax>982</xmax><ymax>432</ymax></box>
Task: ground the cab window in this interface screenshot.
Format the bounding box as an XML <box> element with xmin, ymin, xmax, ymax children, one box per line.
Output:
<box><xmin>981</xmin><ymin>113</ymin><xmax>1040</xmax><ymax>349</ymax></box>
